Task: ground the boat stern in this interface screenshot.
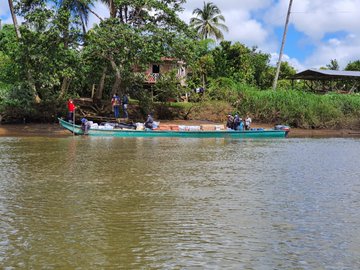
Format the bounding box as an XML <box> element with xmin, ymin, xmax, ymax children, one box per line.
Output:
<box><xmin>274</xmin><ymin>125</ymin><xmax>290</xmax><ymax>137</ymax></box>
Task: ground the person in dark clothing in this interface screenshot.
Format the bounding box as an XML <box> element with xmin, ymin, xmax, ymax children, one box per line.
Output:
<box><xmin>144</xmin><ymin>113</ymin><xmax>154</xmax><ymax>129</ymax></box>
<box><xmin>122</xmin><ymin>94</ymin><xmax>129</xmax><ymax>119</ymax></box>
<box><xmin>233</xmin><ymin>114</ymin><xmax>241</xmax><ymax>130</ymax></box>
<box><xmin>226</xmin><ymin>114</ymin><xmax>234</xmax><ymax>130</ymax></box>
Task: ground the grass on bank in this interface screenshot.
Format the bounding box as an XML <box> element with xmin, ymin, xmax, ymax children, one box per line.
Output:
<box><xmin>166</xmin><ymin>83</ymin><xmax>360</xmax><ymax>129</ymax></box>
<box><xmin>236</xmin><ymin>85</ymin><xmax>360</xmax><ymax>128</ymax></box>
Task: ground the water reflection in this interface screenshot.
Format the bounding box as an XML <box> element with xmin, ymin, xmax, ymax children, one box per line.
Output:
<box><xmin>0</xmin><ymin>137</ymin><xmax>360</xmax><ymax>268</ymax></box>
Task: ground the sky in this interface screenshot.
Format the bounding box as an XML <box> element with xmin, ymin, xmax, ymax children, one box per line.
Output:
<box><xmin>1</xmin><ymin>0</ymin><xmax>360</xmax><ymax>71</ymax></box>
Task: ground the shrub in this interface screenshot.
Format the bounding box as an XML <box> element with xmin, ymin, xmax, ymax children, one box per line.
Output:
<box><xmin>235</xmin><ymin>85</ymin><xmax>360</xmax><ymax>128</ymax></box>
<box><xmin>207</xmin><ymin>77</ymin><xmax>239</xmax><ymax>103</ymax></box>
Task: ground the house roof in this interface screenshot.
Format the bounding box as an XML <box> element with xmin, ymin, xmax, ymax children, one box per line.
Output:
<box><xmin>291</xmin><ymin>69</ymin><xmax>360</xmax><ymax>80</ymax></box>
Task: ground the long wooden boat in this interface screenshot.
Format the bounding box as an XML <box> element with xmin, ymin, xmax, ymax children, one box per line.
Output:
<box><xmin>58</xmin><ymin>118</ymin><xmax>289</xmax><ymax>138</ymax></box>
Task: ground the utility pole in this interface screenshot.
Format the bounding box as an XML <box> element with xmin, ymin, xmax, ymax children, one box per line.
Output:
<box><xmin>272</xmin><ymin>0</ymin><xmax>294</xmax><ymax>90</ymax></box>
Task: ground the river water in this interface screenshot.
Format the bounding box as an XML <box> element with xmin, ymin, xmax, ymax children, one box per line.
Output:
<box><xmin>0</xmin><ymin>136</ymin><xmax>359</xmax><ymax>269</ymax></box>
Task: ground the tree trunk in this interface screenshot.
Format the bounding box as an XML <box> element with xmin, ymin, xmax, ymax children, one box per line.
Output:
<box><xmin>202</xmin><ymin>73</ymin><xmax>206</xmax><ymax>89</ymax></box>
<box><xmin>27</xmin><ymin>71</ymin><xmax>41</xmax><ymax>103</ymax></box>
<box><xmin>8</xmin><ymin>0</ymin><xmax>21</xmax><ymax>39</ymax></box>
<box><xmin>96</xmin><ymin>66</ymin><xmax>107</xmax><ymax>100</ymax></box>
<box><xmin>88</xmin><ymin>8</ymin><xmax>103</xmax><ymax>22</ymax></box>
<box><xmin>59</xmin><ymin>13</ymin><xmax>71</xmax><ymax>100</ymax></box>
<box><xmin>110</xmin><ymin>0</ymin><xmax>116</xmax><ymax>18</ymax></box>
<box><xmin>58</xmin><ymin>77</ymin><xmax>71</xmax><ymax>99</ymax></box>
<box><xmin>109</xmin><ymin>58</ymin><xmax>122</xmax><ymax>96</ymax></box>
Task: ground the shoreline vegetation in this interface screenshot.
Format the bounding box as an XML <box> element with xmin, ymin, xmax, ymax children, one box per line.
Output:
<box><xmin>1</xmin><ymin>85</ymin><xmax>360</xmax><ymax>137</ymax></box>
<box><xmin>1</xmin><ymin>83</ymin><xmax>360</xmax><ymax>134</ymax></box>
<box><xmin>1</xmin><ymin>2</ymin><xmax>360</xmax><ymax>131</ymax></box>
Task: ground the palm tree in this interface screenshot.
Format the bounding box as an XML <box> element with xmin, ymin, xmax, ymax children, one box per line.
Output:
<box><xmin>190</xmin><ymin>1</ymin><xmax>228</xmax><ymax>41</ymax></box>
<box><xmin>57</xmin><ymin>0</ymin><xmax>96</xmax><ymax>98</ymax></box>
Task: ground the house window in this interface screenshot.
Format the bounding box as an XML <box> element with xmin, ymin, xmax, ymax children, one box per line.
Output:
<box><xmin>152</xmin><ymin>65</ymin><xmax>160</xmax><ymax>73</ymax></box>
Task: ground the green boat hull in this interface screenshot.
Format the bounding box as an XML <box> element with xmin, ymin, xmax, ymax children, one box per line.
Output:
<box><xmin>58</xmin><ymin>118</ymin><xmax>288</xmax><ymax>138</ymax></box>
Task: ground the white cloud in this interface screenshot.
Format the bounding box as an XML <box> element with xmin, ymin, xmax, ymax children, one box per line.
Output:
<box><xmin>180</xmin><ymin>0</ymin><xmax>273</xmax><ymax>50</ymax></box>
<box><xmin>266</xmin><ymin>0</ymin><xmax>360</xmax><ymax>40</ymax></box>
<box><xmin>226</xmin><ymin>18</ymin><xmax>269</xmax><ymax>47</ymax></box>
<box><xmin>271</xmin><ymin>53</ymin><xmax>305</xmax><ymax>72</ymax></box>
<box><xmin>273</xmin><ymin>0</ymin><xmax>360</xmax><ymax>69</ymax></box>
<box><xmin>257</xmin><ymin>0</ymin><xmax>360</xmax><ymax>69</ymax></box>
<box><xmin>305</xmin><ymin>34</ymin><xmax>360</xmax><ymax>69</ymax></box>
<box><xmin>182</xmin><ymin>0</ymin><xmax>272</xmax><ymax>12</ymax></box>
<box><xmin>3</xmin><ymin>0</ymin><xmax>360</xmax><ymax>70</ymax></box>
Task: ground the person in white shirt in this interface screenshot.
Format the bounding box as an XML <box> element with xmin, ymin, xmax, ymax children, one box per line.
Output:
<box><xmin>245</xmin><ymin>115</ymin><xmax>252</xmax><ymax>130</ymax></box>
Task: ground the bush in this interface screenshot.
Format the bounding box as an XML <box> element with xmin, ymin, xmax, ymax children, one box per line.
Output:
<box><xmin>235</xmin><ymin>85</ymin><xmax>360</xmax><ymax>128</ymax></box>
<box><xmin>207</xmin><ymin>77</ymin><xmax>239</xmax><ymax>103</ymax></box>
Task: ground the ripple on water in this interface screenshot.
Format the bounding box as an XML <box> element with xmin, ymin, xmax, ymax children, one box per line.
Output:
<box><xmin>0</xmin><ymin>137</ymin><xmax>360</xmax><ymax>268</ymax></box>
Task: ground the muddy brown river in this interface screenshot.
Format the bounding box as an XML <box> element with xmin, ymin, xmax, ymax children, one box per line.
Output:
<box><xmin>1</xmin><ymin>136</ymin><xmax>360</xmax><ymax>269</ymax></box>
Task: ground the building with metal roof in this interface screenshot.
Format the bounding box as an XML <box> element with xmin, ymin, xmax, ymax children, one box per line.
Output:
<box><xmin>290</xmin><ymin>69</ymin><xmax>360</xmax><ymax>93</ymax></box>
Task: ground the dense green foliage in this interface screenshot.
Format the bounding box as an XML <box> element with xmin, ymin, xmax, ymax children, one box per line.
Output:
<box><xmin>0</xmin><ymin>0</ymin><xmax>360</xmax><ymax>128</ymax></box>
<box><xmin>170</xmin><ymin>84</ymin><xmax>360</xmax><ymax>128</ymax></box>
<box><xmin>345</xmin><ymin>60</ymin><xmax>360</xmax><ymax>71</ymax></box>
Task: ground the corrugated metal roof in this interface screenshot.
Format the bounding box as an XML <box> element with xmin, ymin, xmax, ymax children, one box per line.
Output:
<box><xmin>291</xmin><ymin>69</ymin><xmax>360</xmax><ymax>80</ymax></box>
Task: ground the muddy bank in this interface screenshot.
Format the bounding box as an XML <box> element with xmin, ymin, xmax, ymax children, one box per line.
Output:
<box><xmin>0</xmin><ymin>122</ymin><xmax>359</xmax><ymax>138</ymax></box>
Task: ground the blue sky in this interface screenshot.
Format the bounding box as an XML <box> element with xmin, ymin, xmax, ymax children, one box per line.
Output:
<box><xmin>1</xmin><ymin>0</ymin><xmax>360</xmax><ymax>71</ymax></box>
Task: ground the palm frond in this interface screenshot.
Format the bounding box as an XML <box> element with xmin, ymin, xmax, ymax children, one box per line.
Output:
<box><xmin>189</xmin><ymin>1</ymin><xmax>228</xmax><ymax>41</ymax></box>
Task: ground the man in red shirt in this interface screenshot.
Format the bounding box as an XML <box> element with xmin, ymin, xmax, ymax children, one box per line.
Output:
<box><xmin>67</xmin><ymin>99</ymin><xmax>76</xmax><ymax>122</ymax></box>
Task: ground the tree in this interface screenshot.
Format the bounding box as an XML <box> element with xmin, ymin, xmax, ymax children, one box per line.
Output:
<box><xmin>279</xmin><ymin>61</ymin><xmax>296</xmax><ymax>79</ymax></box>
<box><xmin>55</xmin><ymin>0</ymin><xmax>100</xmax><ymax>98</ymax></box>
<box><xmin>187</xmin><ymin>39</ymin><xmax>215</xmax><ymax>90</ymax></box>
<box><xmin>343</xmin><ymin>60</ymin><xmax>360</xmax><ymax>93</ymax></box>
<box><xmin>86</xmin><ymin>1</ymin><xmax>194</xmax><ymax>98</ymax></box>
<box><xmin>273</xmin><ymin>61</ymin><xmax>297</xmax><ymax>89</ymax></box>
<box><xmin>345</xmin><ymin>60</ymin><xmax>360</xmax><ymax>71</ymax></box>
<box><xmin>15</xmin><ymin>0</ymin><xmax>99</xmax><ymax>99</ymax></box>
<box><xmin>7</xmin><ymin>0</ymin><xmax>42</xmax><ymax>102</ymax></box>
<box><xmin>326</xmin><ymin>59</ymin><xmax>340</xmax><ymax>70</ymax></box>
<box><xmin>250</xmin><ymin>47</ymin><xmax>272</xmax><ymax>89</ymax></box>
<box><xmin>211</xmin><ymin>41</ymin><xmax>254</xmax><ymax>84</ymax></box>
<box><xmin>190</xmin><ymin>1</ymin><xmax>228</xmax><ymax>41</ymax></box>
<box><xmin>0</xmin><ymin>25</ymin><xmax>19</xmax><ymax>85</ymax></box>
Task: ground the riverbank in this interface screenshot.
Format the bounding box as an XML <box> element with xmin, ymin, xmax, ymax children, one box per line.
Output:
<box><xmin>1</xmin><ymin>122</ymin><xmax>360</xmax><ymax>138</ymax></box>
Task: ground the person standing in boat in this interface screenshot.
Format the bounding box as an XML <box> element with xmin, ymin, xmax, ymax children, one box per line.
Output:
<box><xmin>226</xmin><ymin>114</ymin><xmax>234</xmax><ymax>130</ymax></box>
<box><xmin>122</xmin><ymin>93</ymin><xmax>129</xmax><ymax>119</ymax></box>
<box><xmin>144</xmin><ymin>113</ymin><xmax>154</xmax><ymax>129</ymax></box>
<box><xmin>233</xmin><ymin>114</ymin><xmax>241</xmax><ymax>130</ymax></box>
<box><xmin>111</xmin><ymin>93</ymin><xmax>121</xmax><ymax>118</ymax></box>
<box><xmin>245</xmin><ymin>115</ymin><xmax>252</xmax><ymax>130</ymax></box>
<box><xmin>67</xmin><ymin>98</ymin><xmax>76</xmax><ymax>123</ymax></box>
<box><xmin>239</xmin><ymin>118</ymin><xmax>244</xmax><ymax>131</ymax></box>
